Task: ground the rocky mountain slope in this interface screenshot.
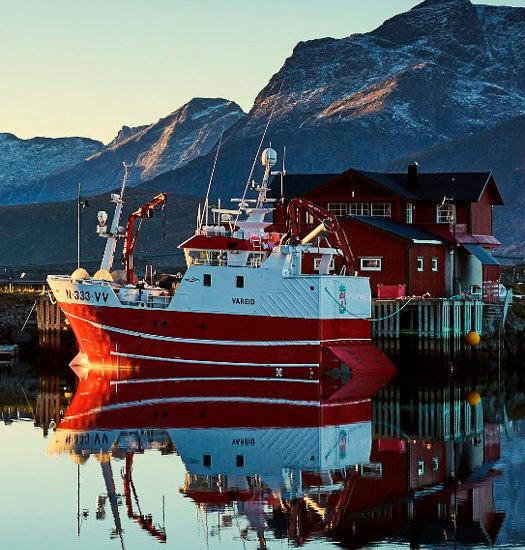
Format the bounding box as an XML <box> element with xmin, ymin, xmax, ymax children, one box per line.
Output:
<box><xmin>3</xmin><ymin>98</ymin><xmax>244</xmax><ymax>205</ymax></box>
<box><xmin>0</xmin><ymin>134</ymin><xmax>103</xmax><ymax>203</ymax></box>
<box><xmin>1</xmin><ymin>0</ymin><xmax>524</xmax><ymax>257</ymax></box>
<box><xmin>149</xmin><ymin>0</ymin><xmax>524</xmax><ymax>197</ymax></box>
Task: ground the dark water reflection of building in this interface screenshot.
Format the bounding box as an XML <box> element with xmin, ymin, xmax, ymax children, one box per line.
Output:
<box><xmin>1</xmin><ymin>331</ymin><xmax>76</xmax><ymax>433</ymax></box>
<box><xmin>45</xmin><ymin>356</ymin><xmax>507</xmax><ymax>550</ymax></box>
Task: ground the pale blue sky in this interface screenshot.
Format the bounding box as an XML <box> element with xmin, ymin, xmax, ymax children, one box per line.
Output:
<box><xmin>1</xmin><ymin>0</ymin><xmax>522</xmax><ymax>143</ymax></box>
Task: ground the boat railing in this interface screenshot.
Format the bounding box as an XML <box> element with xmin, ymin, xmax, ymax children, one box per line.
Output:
<box><xmin>117</xmin><ymin>291</ymin><xmax>171</xmax><ymax>309</ymax></box>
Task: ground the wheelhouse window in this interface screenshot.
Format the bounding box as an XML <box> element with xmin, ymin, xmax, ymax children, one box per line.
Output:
<box><xmin>371</xmin><ymin>202</ymin><xmax>391</xmax><ymax>217</ymax></box>
<box><xmin>359</xmin><ymin>257</ymin><xmax>382</xmax><ymax>271</ymax></box>
<box><xmin>406</xmin><ymin>203</ymin><xmax>413</xmax><ymax>224</ymax></box>
<box><xmin>327</xmin><ymin>202</ymin><xmax>348</xmax><ymax>217</ymax></box>
<box><xmin>436</xmin><ymin>203</ymin><xmax>455</xmax><ymax>223</ymax></box>
<box><xmin>417</xmin><ymin>257</ymin><xmax>424</xmax><ymax>272</ymax></box>
<box><xmin>203</xmin><ymin>274</ymin><xmax>212</xmax><ymax>286</ymax></box>
<box><xmin>349</xmin><ymin>202</ymin><xmax>370</xmax><ymax>216</ymax></box>
<box><xmin>313</xmin><ymin>257</ymin><xmax>335</xmax><ymax>272</ymax></box>
<box><xmin>432</xmin><ymin>257</ymin><xmax>438</xmax><ymax>272</ymax></box>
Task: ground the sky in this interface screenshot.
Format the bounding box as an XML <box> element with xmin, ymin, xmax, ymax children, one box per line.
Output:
<box><xmin>1</xmin><ymin>0</ymin><xmax>523</xmax><ymax>144</ymax></box>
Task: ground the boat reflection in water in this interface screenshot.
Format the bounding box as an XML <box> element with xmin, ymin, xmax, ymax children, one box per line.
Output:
<box><xmin>47</xmin><ymin>360</ymin><xmax>504</xmax><ymax>549</ymax></box>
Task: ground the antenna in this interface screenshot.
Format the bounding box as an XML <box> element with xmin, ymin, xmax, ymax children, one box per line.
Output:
<box><xmin>199</xmin><ymin>134</ymin><xmax>222</xmax><ymax>231</ymax></box>
<box><xmin>234</xmin><ymin>79</ymin><xmax>285</xmax><ymax>225</ymax></box>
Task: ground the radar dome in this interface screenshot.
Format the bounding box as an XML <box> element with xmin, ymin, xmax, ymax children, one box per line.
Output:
<box><xmin>262</xmin><ymin>148</ymin><xmax>277</xmax><ymax>167</ymax></box>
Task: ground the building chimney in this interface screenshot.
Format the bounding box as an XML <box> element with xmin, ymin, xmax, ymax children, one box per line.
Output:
<box><xmin>408</xmin><ymin>161</ymin><xmax>419</xmax><ymax>189</ymax></box>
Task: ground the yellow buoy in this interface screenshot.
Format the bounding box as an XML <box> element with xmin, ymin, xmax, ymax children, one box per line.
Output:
<box><xmin>467</xmin><ymin>390</ymin><xmax>481</xmax><ymax>406</ymax></box>
<box><xmin>465</xmin><ymin>330</ymin><xmax>480</xmax><ymax>347</ymax></box>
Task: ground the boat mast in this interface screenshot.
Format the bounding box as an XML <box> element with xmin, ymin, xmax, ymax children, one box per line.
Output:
<box><xmin>100</xmin><ymin>163</ymin><xmax>131</xmax><ymax>272</ymax></box>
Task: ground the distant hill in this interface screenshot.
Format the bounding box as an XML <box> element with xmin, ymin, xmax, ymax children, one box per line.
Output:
<box><xmin>0</xmin><ymin>187</ymin><xmax>199</xmax><ymax>272</ymax></box>
<box><xmin>389</xmin><ymin>115</ymin><xmax>525</xmax><ymax>254</ymax></box>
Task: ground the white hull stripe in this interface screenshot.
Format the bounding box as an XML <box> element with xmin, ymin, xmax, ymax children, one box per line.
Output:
<box><xmin>110</xmin><ymin>376</ymin><xmax>319</xmax><ymax>386</ymax></box>
<box><xmin>110</xmin><ymin>351</ymin><xmax>318</xmax><ymax>369</ymax></box>
<box><xmin>62</xmin><ymin>396</ymin><xmax>371</xmax><ymax>420</ymax></box>
<box><xmin>65</xmin><ymin>311</ymin><xmax>370</xmax><ymax>347</ymax></box>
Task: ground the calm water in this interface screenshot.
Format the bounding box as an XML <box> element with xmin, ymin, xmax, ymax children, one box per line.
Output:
<box><xmin>1</xmin><ymin>338</ymin><xmax>524</xmax><ymax>550</ymax></box>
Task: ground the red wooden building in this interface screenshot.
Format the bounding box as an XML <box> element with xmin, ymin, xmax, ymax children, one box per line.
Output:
<box><xmin>271</xmin><ymin>163</ymin><xmax>503</xmax><ymax>298</ymax></box>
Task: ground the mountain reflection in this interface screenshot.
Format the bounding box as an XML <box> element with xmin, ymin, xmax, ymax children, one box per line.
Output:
<box><xmin>48</xmin><ymin>363</ymin><xmax>504</xmax><ymax>549</ymax></box>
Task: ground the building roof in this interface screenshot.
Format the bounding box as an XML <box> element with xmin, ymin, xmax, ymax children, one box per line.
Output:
<box><xmin>355</xmin><ymin>170</ymin><xmax>503</xmax><ymax>204</ymax></box>
<box><xmin>268</xmin><ymin>169</ymin><xmax>503</xmax><ymax>205</ymax></box>
<box><xmin>351</xmin><ymin>216</ymin><xmax>444</xmax><ymax>244</ymax></box>
<box><xmin>268</xmin><ymin>174</ymin><xmax>337</xmax><ymax>199</ymax></box>
<box><xmin>463</xmin><ymin>244</ymin><xmax>500</xmax><ymax>265</ymax></box>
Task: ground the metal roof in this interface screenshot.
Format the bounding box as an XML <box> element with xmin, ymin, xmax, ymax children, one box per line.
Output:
<box><xmin>267</xmin><ymin>170</ymin><xmax>503</xmax><ymax>205</ymax></box>
<box><xmin>353</xmin><ymin>170</ymin><xmax>503</xmax><ymax>204</ymax></box>
<box><xmin>351</xmin><ymin>216</ymin><xmax>444</xmax><ymax>243</ymax></box>
<box><xmin>463</xmin><ymin>244</ymin><xmax>500</xmax><ymax>265</ymax></box>
<box><xmin>268</xmin><ymin>173</ymin><xmax>338</xmax><ymax>199</ymax></box>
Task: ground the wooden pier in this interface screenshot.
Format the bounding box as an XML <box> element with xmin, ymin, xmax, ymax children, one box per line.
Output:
<box><xmin>36</xmin><ymin>293</ymin><xmax>63</xmax><ymax>331</ymax></box>
<box><xmin>372</xmin><ymin>298</ymin><xmax>484</xmax><ymax>339</ymax></box>
<box><xmin>0</xmin><ymin>344</ymin><xmax>19</xmax><ymax>366</ymax></box>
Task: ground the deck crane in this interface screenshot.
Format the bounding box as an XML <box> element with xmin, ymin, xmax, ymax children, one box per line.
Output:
<box><xmin>122</xmin><ymin>453</ymin><xmax>167</xmax><ymax>542</ymax></box>
<box><xmin>285</xmin><ymin>198</ymin><xmax>355</xmax><ymax>272</ymax></box>
<box><xmin>122</xmin><ymin>193</ymin><xmax>167</xmax><ymax>283</ymax></box>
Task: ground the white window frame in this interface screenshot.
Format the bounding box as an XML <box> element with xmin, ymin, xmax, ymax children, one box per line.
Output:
<box><xmin>349</xmin><ymin>202</ymin><xmax>370</xmax><ymax>216</ymax></box>
<box><xmin>371</xmin><ymin>202</ymin><xmax>392</xmax><ymax>217</ymax></box>
<box><xmin>313</xmin><ymin>257</ymin><xmax>335</xmax><ymax>271</ymax></box>
<box><xmin>360</xmin><ymin>462</ymin><xmax>383</xmax><ymax>479</ymax></box>
<box><xmin>436</xmin><ymin>203</ymin><xmax>455</xmax><ymax>223</ymax></box>
<box><xmin>327</xmin><ymin>202</ymin><xmax>348</xmax><ymax>217</ymax></box>
<box><xmin>418</xmin><ymin>460</ymin><xmax>425</xmax><ymax>476</ymax></box>
<box><xmin>432</xmin><ymin>257</ymin><xmax>438</xmax><ymax>272</ymax></box>
<box><xmin>417</xmin><ymin>257</ymin><xmax>424</xmax><ymax>272</ymax></box>
<box><xmin>406</xmin><ymin>203</ymin><xmax>413</xmax><ymax>224</ymax></box>
<box><xmin>359</xmin><ymin>257</ymin><xmax>382</xmax><ymax>271</ymax></box>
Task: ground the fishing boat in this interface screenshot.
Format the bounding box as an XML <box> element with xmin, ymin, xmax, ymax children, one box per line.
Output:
<box><xmin>47</xmin><ymin>147</ymin><xmax>394</xmax><ymax>387</ymax></box>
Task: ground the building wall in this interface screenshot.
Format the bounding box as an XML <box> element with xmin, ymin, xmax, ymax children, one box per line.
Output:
<box><xmin>470</xmin><ymin>188</ymin><xmax>493</xmax><ymax>235</ymax></box>
<box><xmin>455</xmin><ymin>248</ymin><xmax>483</xmax><ymax>292</ymax></box>
<box><xmin>339</xmin><ymin>219</ymin><xmax>407</xmax><ymax>295</ymax></box>
<box><xmin>408</xmin><ymin>244</ymin><xmax>447</xmax><ymax>296</ymax></box>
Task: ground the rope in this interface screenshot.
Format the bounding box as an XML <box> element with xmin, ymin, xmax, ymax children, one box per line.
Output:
<box><xmin>20</xmin><ymin>301</ymin><xmax>36</xmax><ymax>332</ymax></box>
<box><xmin>324</xmin><ymin>288</ymin><xmax>413</xmax><ymax>321</ymax></box>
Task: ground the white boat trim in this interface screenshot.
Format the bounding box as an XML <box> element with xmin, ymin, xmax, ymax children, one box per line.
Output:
<box><xmin>110</xmin><ymin>375</ymin><xmax>319</xmax><ymax>385</ymax></box>
<box><xmin>110</xmin><ymin>351</ymin><xmax>318</xmax><ymax>369</ymax></box>
<box><xmin>61</xmin><ymin>397</ymin><xmax>372</xmax><ymax>421</ymax></box>
<box><xmin>66</xmin><ymin>312</ymin><xmax>370</xmax><ymax>347</ymax></box>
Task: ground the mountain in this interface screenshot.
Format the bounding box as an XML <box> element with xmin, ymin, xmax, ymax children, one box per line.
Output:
<box><xmin>16</xmin><ymin>98</ymin><xmax>245</xmax><ymax>205</ymax></box>
<box><xmin>106</xmin><ymin>124</ymin><xmax>149</xmax><ymax>148</ymax></box>
<box><xmin>147</xmin><ymin>0</ymin><xmax>524</xmax><ymax>208</ymax></box>
<box><xmin>0</xmin><ymin>134</ymin><xmax>103</xmax><ymax>202</ymax></box>
<box><xmin>388</xmin><ymin>114</ymin><xmax>525</xmax><ymax>254</ymax></box>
